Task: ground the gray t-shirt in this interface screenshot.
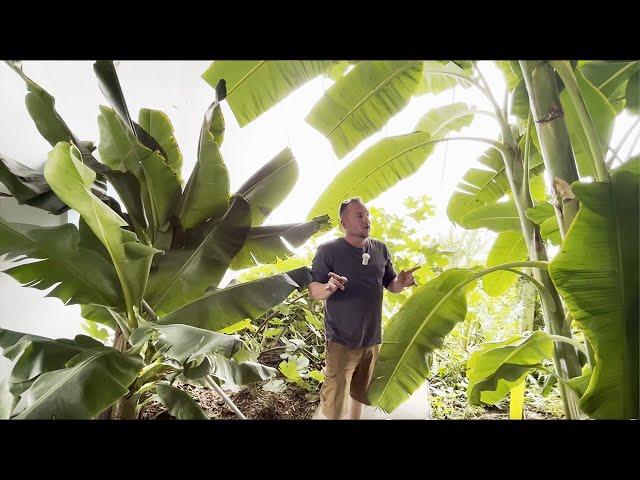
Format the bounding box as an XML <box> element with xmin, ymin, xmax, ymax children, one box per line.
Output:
<box><xmin>310</xmin><ymin>237</ymin><xmax>397</xmax><ymax>348</ymax></box>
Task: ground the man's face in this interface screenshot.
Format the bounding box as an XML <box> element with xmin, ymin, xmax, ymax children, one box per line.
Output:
<box><xmin>341</xmin><ymin>201</ymin><xmax>371</xmax><ymax>239</ymax></box>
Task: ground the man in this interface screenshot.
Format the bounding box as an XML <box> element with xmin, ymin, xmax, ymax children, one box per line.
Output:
<box><xmin>308</xmin><ymin>197</ymin><xmax>419</xmax><ymax>420</ymax></box>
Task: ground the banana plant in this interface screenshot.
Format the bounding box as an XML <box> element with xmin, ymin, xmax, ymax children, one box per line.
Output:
<box><xmin>496</xmin><ymin>61</ymin><xmax>639</xmax><ymax>418</ymax></box>
<box><xmin>369</xmin><ymin>62</ymin><xmax>638</xmax><ymax>419</ymax></box>
<box><xmin>0</xmin><ymin>61</ymin><xmax>328</xmax><ymax>419</ymax></box>
<box><xmin>212</xmin><ymin>60</ymin><xmax>638</xmax><ymax>418</ymax></box>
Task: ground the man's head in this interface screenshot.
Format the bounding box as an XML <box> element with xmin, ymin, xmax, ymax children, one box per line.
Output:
<box><xmin>339</xmin><ymin>197</ymin><xmax>370</xmax><ymax>239</ymax></box>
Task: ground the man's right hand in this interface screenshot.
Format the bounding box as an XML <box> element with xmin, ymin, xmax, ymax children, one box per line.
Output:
<box><xmin>325</xmin><ymin>272</ymin><xmax>348</xmax><ymax>293</ymax></box>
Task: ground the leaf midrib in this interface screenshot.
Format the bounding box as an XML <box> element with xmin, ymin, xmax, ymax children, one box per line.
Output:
<box><xmin>376</xmin><ymin>286</ymin><xmax>455</xmax><ymax>405</ymax></box>
<box><xmin>162</xmin><ymin>273</ymin><xmax>294</xmax><ymax>321</ymax></box>
<box><xmin>611</xmin><ymin>180</ymin><xmax>631</xmax><ymax>413</ymax></box>
<box><xmin>598</xmin><ymin>61</ymin><xmax>639</xmax><ymax>92</ymax></box>
<box><xmin>237</xmin><ymin>156</ymin><xmax>294</xmax><ymax>200</ymax></box>
<box><xmin>227</xmin><ymin>61</ymin><xmax>267</xmax><ymax>97</ymax></box>
<box><xmin>246</xmin><ymin>222</ymin><xmax>307</xmax><ymax>240</ymax></box>
<box><xmin>324</xmin><ymin>61</ymin><xmax>422</xmax><ymax>137</ymax></box>
<box><xmin>151</xmin><ymin>215</ymin><xmax>229</xmax><ymax>310</ymax></box>
<box><xmin>467</xmin><ymin>214</ymin><xmax>519</xmax><ymax>222</ymax></box>
<box><xmin>85</xmin><ymin>187</ymin><xmax>134</xmax><ymax>312</ymax></box>
<box><xmin>312</xmin><ymin>136</ymin><xmax>438</xmax><ymax>218</ymax></box>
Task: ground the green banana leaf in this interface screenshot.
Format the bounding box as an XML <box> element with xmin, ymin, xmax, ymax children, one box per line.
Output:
<box><xmin>525</xmin><ymin>202</ymin><xmax>562</xmax><ymax>245</ymax></box>
<box><xmin>368</xmin><ymin>269</ymin><xmax>477</xmax><ymax>412</ymax></box>
<box><xmin>466</xmin><ymin>331</ymin><xmax>553</xmax><ymax>405</ymax></box>
<box><xmin>0</xmin><ymin>328</ymin><xmax>103</xmax><ymax>385</ymax></box>
<box><xmin>129</xmin><ymin>322</ymin><xmax>241</xmax><ymax>364</ymax></box>
<box><xmin>229</xmin><ymin>215</ymin><xmax>330</xmax><ymax>270</ymax></box>
<box><xmin>0</xmin><ymin>219</ymin><xmax>121</xmax><ymax>307</ymax></box>
<box><xmin>306</xmin><ymin>61</ymin><xmax>424</xmax><ymax>158</ymax></box>
<box><xmin>0</xmin><ymin>153</ymin><xmax>67</xmax><ymax>214</ymax></box>
<box><xmin>560</xmin><ymin>69</ymin><xmax>616</xmax><ymax>178</ymax></box>
<box><xmin>307</xmin><ymin>132</ymin><xmax>436</xmax><ymax>222</ymax></box>
<box><xmin>0</xmin><ymin>378</ymin><xmax>17</xmax><ymax>419</ymax></box>
<box><xmin>182</xmin><ymin>354</ymin><xmax>276</xmax><ymax>388</ymax></box>
<box><xmin>415</xmin><ymin>61</ymin><xmax>474</xmax><ymax>96</ymax></box>
<box><xmin>482</xmin><ymin>231</ymin><xmax>528</xmax><ymax>297</ymax></box>
<box><xmin>138</xmin><ymin>108</ymin><xmax>184</xmax><ymax>183</ymax></box>
<box><xmin>98</xmin><ymin>106</ymin><xmax>181</xmax><ymax>238</ymax></box>
<box><xmin>208</xmin><ymin>355</ymin><xmax>276</xmax><ymax>388</ymax></box>
<box><xmin>14</xmin><ymin>347</ymin><xmax>142</xmax><ymax>419</ymax></box>
<box><xmin>5</xmin><ymin>61</ymin><xmax>109</xmax><ymax>177</ymax></box>
<box><xmin>146</xmin><ymin>196</ymin><xmax>251</xmax><ymax>315</ymax></box>
<box><xmin>626</xmin><ymin>71</ymin><xmax>639</xmax><ymax>114</ymax></box>
<box><xmin>306</xmin><ymin>102</ymin><xmax>478</xmax><ymax>222</ymax></box>
<box><xmin>93</xmin><ymin>61</ymin><xmax>167</xmax><ymax>158</ymax></box>
<box><xmin>447</xmin><ymin>146</ymin><xmax>543</xmax><ymax>226</ymax></box>
<box><xmin>567</xmin><ymin>364</ymin><xmax>593</xmax><ymax>398</ymax></box>
<box><xmin>78</xmin><ymin>216</ymin><xmax>110</xmax><ymax>260</ymax></box>
<box><xmin>235</xmin><ymin>148</ymin><xmax>298</xmax><ymax>227</ymax></box>
<box><xmin>459</xmin><ymin>200</ymin><xmax>521</xmax><ymax>232</ymax></box>
<box><xmin>202</xmin><ymin>60</ymin><xmax>337</xmax><ymax>126</ymax></box>
<box><xmin>580</xmin><ymin>60</ymin><xmax>640</xmax><ymax>113</ymax></box>
<box><xmin>496</xmin><ymin>61</ymin><xmax>523</xmax><ymax>91</ymax></box>
<box><xmin>414</xmin><ymin>102</ymin><xmax>476</xmax><ymax>136</ymax></box>
<box><xmin>548</xmin><ymin>166</ymin><xmax>639</xmax><ymax>419</ymax></box>
<box><xmin>511</xmin><ymin>79</ymin><xmax>530</xmax><ymax>119</ymax></box>
<box><xmin>326</xmin><ymin>61</ymin><xmax>352</xmax><ymax>81</ymax></box>
<box><xmin>157</xmin><ymin>267</ymin><xmax>311</xmax><ymax>332</ymax></box>
<box><xmin>155</xmin><ymin>382</ymin><xmax>208</xmax><ymax>419</ymax></box>
<box><xmin>178</xmin><ymin>101</ymin><xmax>230</xmax><ymax>229</ymax></box>
<box><xmin>80</xmin><ymin>304</ymin><xmax>119</xmax><ymax>330</ymax></box>
<box><xmin>44</xmin><ymin>142</ymin><xmax>159</xmax><ymax>309</ymax></box>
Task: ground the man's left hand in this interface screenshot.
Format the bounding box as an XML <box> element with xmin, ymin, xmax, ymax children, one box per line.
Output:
<box><xmin>396</xmin><ymin>265</ymin><xmax>421</xmax><ymax>289</ymax></box>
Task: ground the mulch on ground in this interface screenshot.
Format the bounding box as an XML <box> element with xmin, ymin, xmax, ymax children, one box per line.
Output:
<box><xmin>140</xmin><ymin>382</ymin><xmax>320</xmax><ymax>420</ymax></box>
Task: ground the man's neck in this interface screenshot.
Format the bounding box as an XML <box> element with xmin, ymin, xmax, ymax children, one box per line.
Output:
<box><xmin>343</xmin><ymin>234</ymin><xmax>368</xmax><ymax>248</ymax></box>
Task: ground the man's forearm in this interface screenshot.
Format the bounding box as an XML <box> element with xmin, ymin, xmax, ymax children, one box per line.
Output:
<box><xmin>308</xmin><ymin>281</ymin><xmax>333</xmax><ymax>300</ymax></box>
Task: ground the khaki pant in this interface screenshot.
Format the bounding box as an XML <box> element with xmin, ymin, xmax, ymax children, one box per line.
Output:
<box><xmin>319</xmin><ymin>340</ymin><xmax>380</xmax><ymax>419</ymax></box>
